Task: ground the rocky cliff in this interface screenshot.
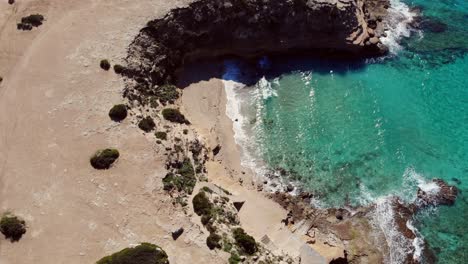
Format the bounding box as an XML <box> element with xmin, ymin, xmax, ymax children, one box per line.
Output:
<box><xmin>122</xmin><ymin>0</ymin><xmax>390</xmax><ymax>103</ymax></box>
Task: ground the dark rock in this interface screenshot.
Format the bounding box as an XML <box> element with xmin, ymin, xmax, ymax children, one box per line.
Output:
<box><xmin>233</xmin><ymin>201</ymin><xmax>245</xmax><ymax>212</ymax></box>
<box><xmin>212</xmin><ymin>145</ymin><xmax>221</xmax><ymax>156</ymax></box>
<box><xmin>286</xmin><ymin>184</ymin><xmax>294</xmax><ymax>192</ymax></box>
<box><xmin>330</xmin><ymin>251</ymin><xmax>349</xmax><ymax>264</ymax></box>
<box><xmin>416</xmin><ymin>179</ymin><xmax>458</xmax><ymax>207</ymax></box>
<box><xmin>171</xmin><ymin>228</ymin><xmax>184</xmax><ymax>240</ymax></box>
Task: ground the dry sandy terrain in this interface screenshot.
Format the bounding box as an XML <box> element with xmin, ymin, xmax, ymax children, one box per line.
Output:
<box><xmin>0</xmin><ymin>0</ymin><xmax>327</xmax><ymax>263</ymax></box>
<box><xmin>0</xmin><ymin>0</ymin><xmax>226</xmax><ymax>263</ymax></box>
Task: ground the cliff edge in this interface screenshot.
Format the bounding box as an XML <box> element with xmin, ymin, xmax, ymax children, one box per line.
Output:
<box><xmin>122</xmin><ymin>0</ymin><xmax>390</xmax><ymax>103</ymax></box>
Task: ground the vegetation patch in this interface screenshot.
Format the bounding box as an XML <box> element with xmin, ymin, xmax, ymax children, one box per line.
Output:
<box><xmin>90</xmin><ymin>148</ymin><xmax>119</xmax><ymax>170</ymax></box>
<box><xmin>155</xmin><ymin>131</ymin><xmax>167</xmax><ymax>140</ymax></box>
<box><xmin>228</xmin><ymin>252</ymin><xmax>242</xmax><ymax>264</ymax></box>
<box><xmin>138</xmin><ymin>116</ymin><xmax>156</xmax><ymax>132</ymax></box>
<box><xmin>162</xmin><ymin>108</ymin><xmax>190</xmax><ymax>124</ymax></box>
<box><xmin>113</xmin><ymin>64</ymin><xmax>125</xmax><ymax>74</ymax></box>
<box><xmin>17</xmin><ymin>14</ymin><xmax>44</xmax><ymax>30</ymax></box>
<box><xmin>233</xmin><ymin>228</ymin><xmax>257</xmax><ymax>255</ymax></box>
<box><xmin>96</xmin><ymin>243</ymin><xmax>169</xmax><ymax>264</ymax></box>
<box><xmin>0</xmin><ymin>214</ymin><xmax>26</xmax><ymax>242</ymax></box>
<box><xmin>162</xmin><ymin>159</ymin><xmax>196</xmax><ymax>194</ymax></box>
<box><xmin>156</xmin><ymin>85</ymin><xmax>179</xmax><ymax>105</ymax></box>
<box><xmin>108</xmin><ymin>104</ymin><xmax>127</xmax><ymax>122</ymax></box>
<box><xmin>100</xmin><ymin>59</ymin><xmax>111</xmax><ymax>71</ymax></box>
<box><xmin>192</xmin><ymin>191</ymin><xmax>213</xmax><ymax>217</ymax></box>
<box><xmin>206</xmin><ymin>232</ymin><xmax>222</xmax><ymax>250</ymax></box>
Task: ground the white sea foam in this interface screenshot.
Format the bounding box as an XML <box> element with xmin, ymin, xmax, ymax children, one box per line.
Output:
<box><xmin>373</xmin><ymin>197</ymin><xmax>414</xmax><ymax>264</ymax></box>
<box><xmin>407</xmin><ymin>220</ymin><xmax>425</xmax><ymax>261</ymax></box>
<box><xmin>380</xmin><ymin>0</ymin><xmax>417</xmax><ymax>54</ymax></box>
<box><xmin>222</xmin><ymin>61</ymin><xmax>270</xmax><ymax>184</ymax></box>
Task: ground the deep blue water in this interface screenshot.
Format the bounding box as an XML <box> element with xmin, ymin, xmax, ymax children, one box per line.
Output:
<box><xmin>226</xmin><ymin>0</ymin><xmax>467</xmax><ymax>262</ymax></box>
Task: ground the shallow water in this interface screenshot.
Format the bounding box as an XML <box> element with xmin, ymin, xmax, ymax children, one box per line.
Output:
<box><xmin>223</xmin><ymin>0</ymin><xmax>468</xmax><ymax>262</ymax></box>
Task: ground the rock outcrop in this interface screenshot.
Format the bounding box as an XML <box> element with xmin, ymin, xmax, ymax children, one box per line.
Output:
<box><xmin>270</xmin><ymin>179</ymin><xmax>459</xmax><ymax>263</ymax></box>
<box><xmin>122</xmin><ymin>0</ymin><xmax>390</xmax><ymax>104</ymax></box>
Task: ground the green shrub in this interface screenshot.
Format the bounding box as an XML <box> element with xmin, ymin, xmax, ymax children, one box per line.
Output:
<box><xmin>138</xmin><ymin>116</ymin><xmax>156</xmax><ymax>132</ymax></box>
<box><xmin>109</xmin><ymin>104</ymin><xmax>127</xmax><ymax>122</ymax></box>
<box><xmin>233</xmin><ymin>228</ymin><xmax>257</xmax><ymax>255</ymax></box>
<box><xmin>201</xmin><ymin>186</ymin><xmax>213</xmax><ymax>194</ymax></box>
<box><xmin>228</xmin><ymin>252</ymin><xmax>242</xmax><ymax>264</ymax></box>
<box><xmin>21</xmin><ymin>14</ymin><xmax>44</xmax><ymax>26</ymax></box>
<box><xmin>113</xmin><ymin>64</ymin><xmax>125</xmax><ymax>74</ymax></box>
<box><xmin>201</xmin><ymin>214</ymin><xmax>212</xmax><ymax>225</ymax></box>
<box><xmin>18</xmin><ymin>14</ymin><xmax>44</xmax><ymax>30</ymax></box>
<box><xmin>162</xmin><ymin>108</ymin><xmax>190</xmax><ymax>124</ymax></box>
<box><xmin>192</xmin><ymin>191</ymin><xmax>212</xmax><ymax>216</ymax></box>
<box><xmin>90</xmin><ymin>149</ymin><xmax>119</xmax><ymax>170</ymax></box>
<box><xmin>162</xmin><ymin>159</ymin><xmax>196</xmax><ymax>194</ymax></box>
<box><xmin>206</xmin><ymin>232</ymin><xmax>222</xmax><ymax>250</ymax></box>
<box><xmin>0</xmin><ymin>214</ymin><xmax>26</xmax><ymax>242</ymax></box>
<box><xmin>96</xmin><ymin>243</ymin><xmax>169</xmax><ymax>264</ymax></box>
<box><xmin>178</xmin><ymin>158</ymin><xmax>194</xmax><ymax>178</ymax></box>
<box><xmin>156</xmin><ymin>85</ymin><xmax>179</xmax><ymax>105</ymax></box>
<box><xmin>100</xmin><ymin>59</ymin><xmax>111</xmax><ymax>71</ymax></box>
<box><xmin>155</xmin><ymin>131</ymin><xmax>167</xmax><ymax>140</ymax></box>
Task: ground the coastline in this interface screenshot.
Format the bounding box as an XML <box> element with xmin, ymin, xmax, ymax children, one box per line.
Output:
<box><xmin>179</xmin><ymin>68</ymin><xmax>345</xmax><ymax>262</ymax></box>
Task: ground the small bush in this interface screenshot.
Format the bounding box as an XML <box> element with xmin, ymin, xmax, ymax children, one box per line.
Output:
<box><xmin>201</xmin><ymin>214</ymin><xmax>212</xmax><ymax>225</ymax></box>
<box><xmin>206</xmin><ymin>232</ymin><xmax>222</xmax><ymax>250</ymax></box>
<box><xmin>192</xmin><ymin>191</ymin><xmax>212</xmax><ymax>216</ymax></box>
<box><xmin>183</xmin><ymin>129</ymin><xmax>189</xmax><ymax>135</ymax></box>
<box><xmin>90</xmin><ymin>149</ymin><xmax>119</xmax><ymax>170</ymax></box>
<box><xmin>0</xmin><ymin>214</ymin><xmax>26</xmax><ymax>242</ymax></box>
<box><xmin>155</xmin><ymin>131</ymin><xmax>167</xmax><ymax>140</ymax></box>
<box><xmin>96</xmin><ymin>243</ymin><xmax>169</xmax><ymax>264</ymax></box>
<box><xmin>178</xmin><ymin>158</ymin><xmax>195</xmax><ymax>178</ymax></box>
<box><xmin>156</xmin><ymin>85</ymin><xmax>179</xmax><ymax>105</ymax></box>
<box><xmin>113</xmin><ymin>64</ymin><xmax>125</xmax><ymax>74</ymax></box>
<box><xmin>0</xmin><ymin>76</ymin><xmax>3</xmax><ymax>83</ymax></box>
<box><xmin>201</xmin><ymin>186</ymin><xmax>213</xmax><ymax>194</ymax></box>
<box><xmin>21</xmin><ymin>14</ymin><xmax>44</xmax><ymax>26</ymax></box>
<box><xmin>228</xmin><ymin>252</ymin><xmax>242</xmax><ymax>264</ymax></box>
<box><xmin>109</xmin><ymin>104</ymin><xmax>127</xmax><ymax>122</ymax></box>
<box><xmin>100</xmin><ymin>59</ymin><xmax>111</xmax><ymax>71</ymax></box>
<box><xmin>233</xmin><ymin>228</ymin><xmax>257</xmax><ymax>255</ymax></box>
<box><xmin>17</xmin><ymin>14</ymin><xmax>44</xmax><ymax>30</ymax></box>
<box><xmin>17</xmin><ymin>23</ymin><xmax>32</xmax><ymax>30</ymax></box>
<box><xmin>162</xmin><ymin>108</ymin><xmax>190</xmax><ymax>124</ymax></box>
<box><xmin>138</xmin><ymin>116</ymin><xmax>156</xmax><ymax>132</ymax></box>
<box><xmin>162</xmin><ymin>159</ymin><xmax>196</xmax><ymax>194</ymax></box>
<box><xmin>8</xmin><ymin>0</ymin><xmax>15</xmax><ymax>5</ymax></box>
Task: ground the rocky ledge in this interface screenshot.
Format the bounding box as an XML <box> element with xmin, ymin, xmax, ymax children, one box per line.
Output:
<box><xmin>121</xmin><ymin>0</ymin><xmax>390</xmax><ymax>104</ymax></box>
<box><xmin>271</xmin><ymin>179</ymin><xmax>459</xmax><ymax>263</ymax></box>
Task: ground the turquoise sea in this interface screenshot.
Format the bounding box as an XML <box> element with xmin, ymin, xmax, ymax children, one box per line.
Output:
<box><xmin>223</xmin><ymin>0</ymin><xmax>467</xmax><ymax>263</ymax></box>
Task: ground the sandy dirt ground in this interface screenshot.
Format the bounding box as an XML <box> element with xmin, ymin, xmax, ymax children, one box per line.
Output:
<box><xmin>0</xmin><ymin>0</ymin><xmax>226</xmax><ymax>263</ymax></box>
